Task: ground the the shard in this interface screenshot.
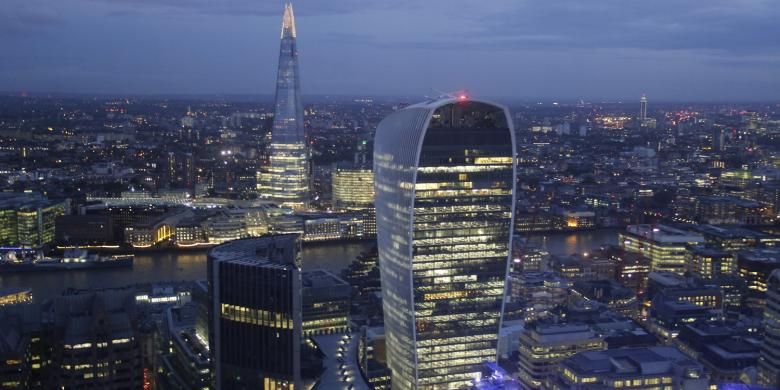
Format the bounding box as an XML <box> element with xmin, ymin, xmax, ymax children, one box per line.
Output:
<box><xmin>264</xmin><ymin>2</ymin><xmax>310</xmax><ymax>209</ymax></box>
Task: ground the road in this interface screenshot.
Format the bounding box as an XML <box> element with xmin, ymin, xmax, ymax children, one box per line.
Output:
<box><xmin>313</xmin><ymin>332</ymin><xmax>370</xmax><ymax>390</ymax></box>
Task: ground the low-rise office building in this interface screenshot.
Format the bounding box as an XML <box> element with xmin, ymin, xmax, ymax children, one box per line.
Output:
<box><xmin>549</xmin><ymin>346</ymin><xmax>709</xmax><ymax>390</ymax></box>
<box><xmin>620</xmin><ymin>224</ymin><xmax>705</xmax><ymax>275</ymax></box>
<box><xmin>302</xmin><ymin>269</ymin><xmax>350</xmax><ymax>336</ymax></box>
<box><xmin>517</xmin><ymin>323</ymin><xmax>606</xmax><ymax>389</ymax></box>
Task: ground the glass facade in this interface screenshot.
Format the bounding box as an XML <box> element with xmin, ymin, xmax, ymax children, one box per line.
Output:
<box><xmin>0</xmin><ymin>195</ymin><xmax>65</xmax><ymax>248</ymax></box>
<box><xmin>374</xmin><ymin>98</ymin><xmax>516</xmax><ymax>389</ymax></box>
<box><xmin>265</xmin><ymin>2</ymin><xmax>309</xmax><ymax>210</ymax></box>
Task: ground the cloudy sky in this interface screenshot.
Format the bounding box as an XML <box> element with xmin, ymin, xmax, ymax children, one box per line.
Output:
<box><xmin>2</xmin><ymin>0</ymin><xmax>779</xmax><ymax>100</ymax></box>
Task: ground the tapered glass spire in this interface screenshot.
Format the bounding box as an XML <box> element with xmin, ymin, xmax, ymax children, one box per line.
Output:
<box><xmin>264</xmin><ymin>2</ymin><xmax>309</xmax><ymax>209</ymax></box>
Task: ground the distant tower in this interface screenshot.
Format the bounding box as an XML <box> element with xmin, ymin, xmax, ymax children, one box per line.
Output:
<box><xmin>265</xmin><ymin>2</ymin><xmax>310</xmax><ymax>209</ymax></box>
<box><xmin>374</xmin><ymin>95</ymin><xmax>517</xmax><ymax>389</ymax></box>
<box><xmin>640</xmin><ymin>94</ymin><xmax>648</xmax><ymax>123</ymax></box>
<box><xmin>712</xmin><ymin>126</ymin><xmax>726</xmax><ymax>151</ymax></box>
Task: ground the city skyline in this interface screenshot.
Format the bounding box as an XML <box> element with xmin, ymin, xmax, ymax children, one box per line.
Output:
<box><xmin>2</xmin><ymin>1</ymin><xmax>780</xmax><ymax>101</ymax></box>
<box><xmin>1</xmin><ymin>1</ymin><xmax>780</xmax><ymax>390</ymax></box>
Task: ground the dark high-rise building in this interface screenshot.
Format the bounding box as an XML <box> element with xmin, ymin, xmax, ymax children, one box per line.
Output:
<box><xmin>262</xmin><ymin>2</ymin><xmax>310</xmax><ymax>209</ymax></box>
<box><xmin>374</xmin><ymin>95</ymin><xmax>516</xmax><ymax>389</ymax></box>
<box><xmin>48</xmin><ymin>290</ymin><xmax>144</xmax><ymax>389</ymax></box>
<box><xmin>208</xmin><ymin>235</ymin><xmax>302</xmax><ymax>390</ymax></box>
<box><xmin>640</xmin><ymin>94</ymin><xmax>648</xmax><ymax>122</ymax></box>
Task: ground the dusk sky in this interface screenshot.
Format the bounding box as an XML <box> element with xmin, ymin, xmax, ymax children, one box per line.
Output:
<box><xmin>2</xmin><ymin>0</ymin><xmax>779</xmax><ymax>101</ymax></box>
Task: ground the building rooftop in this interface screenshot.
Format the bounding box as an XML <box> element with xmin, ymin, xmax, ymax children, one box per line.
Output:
<box><xmin>648</xmin><ymin>271</ymin><xmax>688</xmax><ymax>287</ymax></box>
<box><xmin>526</xmin><ymin>323</ymin><xmax>599</xmax><ymax>344</ymax></box>
<box><xmin>302</xmin><ymin>269</ymin><xmax>349</xmax><ymax>289</ymax></box>
<box><xmin>208</xmin><ymin>234</ymin><xmax>300</xmax><ymax>270</ymax></box>
<box><xmin>167</xmin><ymin>305</ymin><xmax>209</xmax><ymax>366</ymax></box>
<box><xmin>563</xmin><ymin>346</ymin><xmax>701</xmax><ymax>376</ymax></box>
<box><xmin>625</xmin><ymin>224</ymin><xmax>705</xmax><ymax>244</ymax></box>
<box><xmin>738</xmin><ymin>248</ymin><xmax>780</xmax><ymax>264</ymax></box>
<box><xmin>0</xmin><ymin>287</ymin><xmax>32</xmax><ymax>296</ymax></box>
<box><xmin>698</xmin><ymin>196</ymin><xmax>762</xmax><ymax>208</ymax></box>
<box><xmin>689</xmin><ymin>245</ymin><xmax>731</xmax><ymax>257</ymax></box>
<box><xmin>0</xmin><ymin>192</ymin><xmax>59</xmax><ymax>210</ymax></box>
<box><xmin>690</xmin><ymin>224</ymin><xmax>769</xmax><ymax>240</ymax></box>
<box><xmin>64</xmin><ymin>312</ymin><xmax>133</xmax><ymax>344</ymax></box>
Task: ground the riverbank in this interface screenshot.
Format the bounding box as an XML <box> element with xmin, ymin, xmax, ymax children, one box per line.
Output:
<box><xmin>53</xmin><ymin>236</ymin><xmax>377</xmax><ymax>254</ymax></box>
<box><xmin>0</xmin><ymin>230</ymin><xmax>619</xmax><ymax>303</ymax></box>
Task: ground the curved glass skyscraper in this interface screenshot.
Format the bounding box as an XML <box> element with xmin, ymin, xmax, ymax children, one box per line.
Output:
<box><xmin>265</xmin><ymin>2</ymin><xmax>309</xmax><ymax>209</ymax></box>
<box><xmin>374</xmin><ymin>96</ymin><xmax>517</xmax><ymax>389</ymax></box>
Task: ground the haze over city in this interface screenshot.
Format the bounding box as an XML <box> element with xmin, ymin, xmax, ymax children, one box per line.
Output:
<box><xmin>3</xmin><ymin>0</ymin><xmax>780</xmax><ymax>100</ymax></box>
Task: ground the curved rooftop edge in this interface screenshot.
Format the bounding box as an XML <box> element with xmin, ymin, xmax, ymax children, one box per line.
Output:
<box><xmin>406</xmin><ymin>95</ymin><xmax>513</xmax><ymax>119</ymax></box>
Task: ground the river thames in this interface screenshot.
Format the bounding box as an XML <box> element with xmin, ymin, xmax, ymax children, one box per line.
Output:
<box><xmin>0</xmin><ymin>229</ymin><xmax>618</xmax><ymax>302</ymax></box>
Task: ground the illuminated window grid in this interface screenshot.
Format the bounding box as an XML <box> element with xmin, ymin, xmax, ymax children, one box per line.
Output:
<box><xmin>220</xmin><ymin>303</ymin><xmax>293</xmax><ymax>330</ymax></box>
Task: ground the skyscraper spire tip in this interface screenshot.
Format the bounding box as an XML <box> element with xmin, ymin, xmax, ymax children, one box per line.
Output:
<box><xmin>281</xmin><ymin>2</ymin><xmax>296</xmax><ymax>39</ymax></box>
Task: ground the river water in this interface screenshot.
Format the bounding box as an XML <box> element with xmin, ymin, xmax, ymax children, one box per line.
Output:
<box><xmin>0</xmin><ymin>229</ymin><xmax>618</xmax><ymax>303</ymax></box>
